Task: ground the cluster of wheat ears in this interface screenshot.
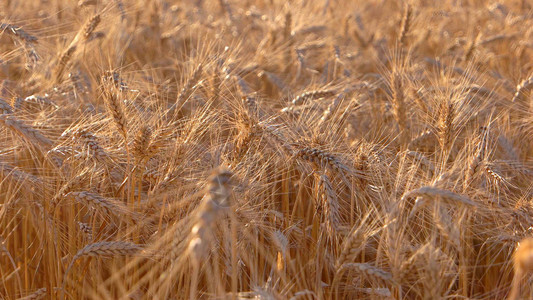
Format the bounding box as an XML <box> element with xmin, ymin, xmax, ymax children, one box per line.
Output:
<box><xmin>1</xmin><ymin>0</ymin><xmax>533</xmax><ymax>299</ymax></box>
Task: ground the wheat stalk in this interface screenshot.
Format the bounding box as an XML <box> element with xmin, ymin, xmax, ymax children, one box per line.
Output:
<box><xmin>284</xmin><ymin>11</ymin><xmax>293</xmax><ymax>72</ymax></box>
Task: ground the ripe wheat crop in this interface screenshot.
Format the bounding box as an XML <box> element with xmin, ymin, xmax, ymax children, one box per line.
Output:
<box><xmin>1</xmin><ymin>0</ymin><xmax>533</xmax><ymax>299</ymax></box>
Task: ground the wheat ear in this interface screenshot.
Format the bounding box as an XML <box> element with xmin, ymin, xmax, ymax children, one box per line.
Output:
<box><xmin>82</xmin><ymin>14</ymin><xmax>101</xmax><ymax>40</ymax></box>
<box><xmin>334</xmin><ymin>263</ymin><xmax>392</xmax><ymax>287</ymax></box>
<box><xmin>291</xmin><ymin>89</ymin><xmax>336</xmax><ymax>106</ymax></box>
<box><xmin>133</xmin><ymin>125</ymin><xmax>156</xmax><ymax>163</ymax></box>
<box><xmin>398</xmin><ymin>4</ymin><xmax>412</xmax><ymax>47</ymax></box>
<box><xmin>62</xmin><ymin>241</ymin><xmax>144</xmax><ymax>297</ymax></box>
<box><xmin>0</xmin><ymin>23</ymin><xmax>38</xmax><ymax>44</ymax></box>
<box><xmin>404</xmin><ymin>186</ymin><xmax>478</xmax><ymax>217</ymax></box>
<box><xmin>0</xmin><ymin>97</ymin><xmax>13</xmax><ymax>114</ymax></box>
<box><xmin>438</xmin><ymin>99</ymin><xmax>454</xmax><ymax>152</ymax></box>
<box><xmin>17</xmin><ymin>287</ymin><xmax>47</xmax><ymax>300</ymax></box>
<box><xmin>77</xmin><ymin>222</ymin><xmax>93</xmax><ymax>241</ymax></box>
<box><xmin>170</xmin><ymin>63</ymin><xmax>203</xmax><ymax>117</ymax></box>
<box><xmin>54</xmin><ymin>45</ymin><xmax>77</xmax><ymax>83</ymax></box>
<box><xmin>188</xmin><ymin>168</ymin><xmax>233</xmax><ymax>299</ymax></box>
<box><xmin>0</xmin><ymin>114</ymin><xmax>53</xmax><ymax>149</ymax></box>
<box><xmin>296</xmin><ymin>147</ymin><xmax>350</xmax><ymax>174</ymax></box>
<box><xmin>74</xmin><ymin>130</ymin><xmax>109</xmax><ymax>160</ymax></box>
<box><xmin>102</xmin><ymin>86</ymin><xmax>128</xmax><ymax>140</ymax></box>
<box><xmin>391</xmin><ymin>71</ymin><xmax>407</xmax><ymax>133</ymax></box>
<box><xmin>509</xmin><ymin>238</ymin><xmax>533</xmax><ymax>300</ymax></box>
<box><xmin>66</xmin><ymin>191</ymin><xmax>133</xmax><ymax>219</ymax></box>
<box><xmin>317</xmin><ymin>174</ymin><xmax>341</xmax><ymax>234</ymax></box>
<box><xmin>511</xmin><ymin>77</ymin><xmax>533</xmax><ymax>103</ymax></box>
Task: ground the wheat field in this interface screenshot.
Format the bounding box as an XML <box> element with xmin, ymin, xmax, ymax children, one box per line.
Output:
<box><xmin>1</xmin><ymin>0</ymin><xmax>533</xmax><ymax>299</ymax></box>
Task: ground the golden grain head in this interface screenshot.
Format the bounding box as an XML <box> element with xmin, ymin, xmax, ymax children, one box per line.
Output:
<box><xmin>1</xmin><ymin>1</ymin><xmax>532</xmax><ymax>299</ymax></box>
